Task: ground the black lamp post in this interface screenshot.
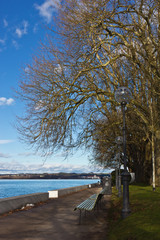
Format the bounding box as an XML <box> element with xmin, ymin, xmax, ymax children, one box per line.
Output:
<box><xmin>115</xmin><ymin>87</ymin><xmax>132</xmax><ymax>219</ymax></box>
<box><xmin>116</xmin><ymin>136</ymin><xmax>123</xmax><ymax>197</ymax></box>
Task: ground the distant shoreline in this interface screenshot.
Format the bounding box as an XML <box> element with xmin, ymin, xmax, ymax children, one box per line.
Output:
<box><xmin>0</xmin><ymin>173</ymin><xmax>110</xmax><ymax>180</ymax></box>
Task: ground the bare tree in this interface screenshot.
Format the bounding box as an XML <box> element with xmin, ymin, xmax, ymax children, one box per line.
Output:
<box><xmin>17</xmin><ymin>0</ymin><xmax>160</xmax><ymax>185</ymax></box>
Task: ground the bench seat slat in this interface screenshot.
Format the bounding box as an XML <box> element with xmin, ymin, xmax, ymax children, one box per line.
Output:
<box><xmin>77</xmin><ymin>201</ymin><xmax>95</xmax><ymax>211</ymax></box>
<box><xmin>74</xmin><ymin>194</ymin><xmax>99</xmax><ymax>211</ymax></box>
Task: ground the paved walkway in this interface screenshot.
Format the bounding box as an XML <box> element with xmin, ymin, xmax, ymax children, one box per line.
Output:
<box><xmin>0</xmin><ymin>187</ymin><xmax>111</xmax><ymax>240</ymax></box>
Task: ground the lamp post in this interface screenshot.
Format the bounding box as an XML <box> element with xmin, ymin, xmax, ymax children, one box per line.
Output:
<box><xmin>116</xmin><ymin>136</ymin><xmax>123</xmax><ymax>197</ymax></box>
<box><xmin>115</xmin><ymin>87</ymin><xmax>132</xmax><ymax>219</ymax></box>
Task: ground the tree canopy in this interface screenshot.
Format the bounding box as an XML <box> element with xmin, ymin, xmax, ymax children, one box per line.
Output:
<box><xmin>17</xmin><ymin>0</ymin><xmax>160</xmax><ymax>184</ymax></box>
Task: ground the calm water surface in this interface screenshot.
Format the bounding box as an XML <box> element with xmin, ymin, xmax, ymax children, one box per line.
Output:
<box><xmin>0</xmin><ymin>179</ymin><xmax>98</xmax><ymax>199</ymax></box>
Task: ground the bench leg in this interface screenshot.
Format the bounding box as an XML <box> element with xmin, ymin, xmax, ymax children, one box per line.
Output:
<box><xmin>79</xmin><ymin>210</ymin><xmax>87</xmax><ymax>224</ymax></box>
<box><xmin>79</xmin><ymin>210</ymin><xmax>82</xmax><ymax>224</ymax></box>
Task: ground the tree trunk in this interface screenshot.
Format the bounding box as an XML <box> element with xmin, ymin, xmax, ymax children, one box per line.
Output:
<box><xmin>155</xmin><ymin>132</ymin><xmax>160</xmax><ymax>186</ymax></box>
<box><xmin>151</xmin><ymin>133</ymin><xmax>156</xmax><ymax>190</ymax></box>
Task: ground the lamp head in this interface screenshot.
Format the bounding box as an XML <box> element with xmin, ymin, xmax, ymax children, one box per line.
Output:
<box><xmin>115</xmin><ymin>87</ymin><xmax>132</xmax><ymax>104</ymax></box>
<box><xmin>116</xmin><ymin>136</ymin><xmax>123</xmax><ymax>145</ymax></box>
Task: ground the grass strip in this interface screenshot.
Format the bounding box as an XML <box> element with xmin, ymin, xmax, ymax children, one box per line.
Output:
<box><xmin>107</xmin><ymin>184</ymin><xmax>160</xmax><ymax>240</ymax></box>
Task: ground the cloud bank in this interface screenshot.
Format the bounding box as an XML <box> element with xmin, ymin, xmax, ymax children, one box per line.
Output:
<box><xmin>0</xmin><ymin>161</ymin><xmax>106</xmax><ymax>174</ymax></box>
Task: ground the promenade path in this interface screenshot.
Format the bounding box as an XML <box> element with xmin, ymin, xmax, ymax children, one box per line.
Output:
<box><xmin>0</xmin><ymin>187</ymin><xmax>111</xmax><ymax>240</ymax></box>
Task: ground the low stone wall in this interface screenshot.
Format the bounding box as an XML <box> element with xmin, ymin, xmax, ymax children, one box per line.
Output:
<box><xmin>0</xmin><ymin>192</ymin><xmax>49</xmax><ymax>215</ymax></box>
<box><xmin>48</xmin><ymin>183</ymin><xmax>99</xmax><ymax>198</ymax></box>
<box><xmin>49</xmin><ymin>184</ymin><xmax>87</xmax><ymax>198</ymax></box>
<box><xmin>0</xmin><ymin>183</ymin><xmax>99</xmax><ymax>215</ymax></box>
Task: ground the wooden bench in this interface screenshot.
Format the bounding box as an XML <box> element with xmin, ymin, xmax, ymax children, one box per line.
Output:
<box><xmin>74</xmin><ymin>190</ymin><xmax>105</xmax><ymax>224</ymax></box>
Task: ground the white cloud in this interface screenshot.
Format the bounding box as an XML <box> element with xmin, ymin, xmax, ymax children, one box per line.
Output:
<box><xmin>0</xmin><ymin>140</ymin><xmax>14</xmax><ymax>144</ymax></box>
<box><xmin>33</xmin><ymin>23</ymin><xmax>38</xmax><ymax>33</ymax></box>
<box><xmin>35</xmin><ymin>0</ymin><xmax>61</xmax><ymax>23</ymax></box>
<box><xmin>54</xmin><ymin>64</ymin><xmax>63</xmax><ymax>74</ymax></box>
<box><xmin>15</xmin><ymin>28</ymin><xmax>23</xmax><ymax>38</ymax></box>
<box><xmin>0</xmin><ymin>97</ymin><xmax>14</xmax><ymax>106</ymax></box>
<box><xmin>3</xmin><ymin>18</ymin><xmax>8</xmax><ymax>27</ymax></box>
<box><xmin>0</xmin><ymin>38</ymin><xmax>6</xmax><ymax>52</ymax></box>
<box><xmin>34</xmin><ymin>100</ymin><xmax>45</xmax><ymax>111</ymax></box>
<box><xmin>15</xmin><ymin>20</ymin><xmax>28</xmax><ymax>38</ymax></box>
<box><xmin>24</xmin><ymin>66</ymin><xmax>30</xmax><ymax>73</ymax></box>
<box><xmin>18</xmin><ymin>152</ymin><xmax>34</xmax><ymax>157</ymax></box>
<box><xmin>0</xmin><ymin>152</ymin><xmax>11</xmax><ymax>158</ymax></box>
<box><xmin>12</xmin><ymin>40</ymin><xmax>19</xmax><ymax>49</ymax></box>
<box><xmin>0</xmin><ymin>38</ymin><xmax>5</xmax><ymax>45</ymax></box>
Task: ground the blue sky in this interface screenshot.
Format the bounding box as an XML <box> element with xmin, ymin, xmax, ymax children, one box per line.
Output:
<box><xmin>0</xmin><ymin>0</ymin><xmax>109</xmax><ymax>174</ymax></box>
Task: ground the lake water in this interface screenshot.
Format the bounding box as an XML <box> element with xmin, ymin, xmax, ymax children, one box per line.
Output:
<box><xmin>0</xmin><ymin>179</ymin><xmax>98</xmax><ymax>199</ymax></box>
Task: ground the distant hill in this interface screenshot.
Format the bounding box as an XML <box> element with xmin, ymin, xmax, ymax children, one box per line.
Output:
<box><xmin>0</xmin><ymin>173</ymin><xmax>110</xmax><ymax>179</ymax></box>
